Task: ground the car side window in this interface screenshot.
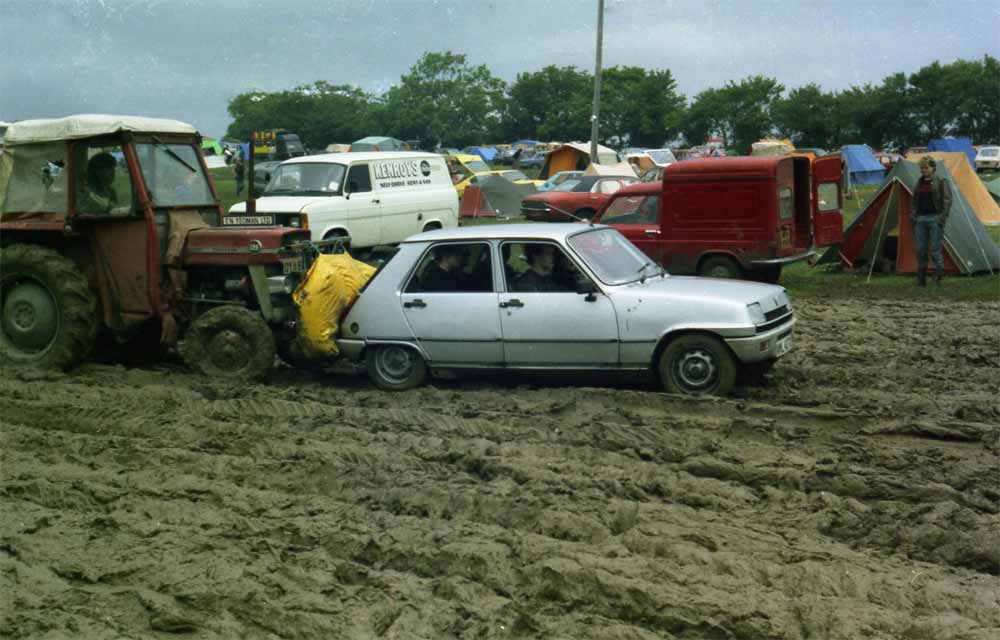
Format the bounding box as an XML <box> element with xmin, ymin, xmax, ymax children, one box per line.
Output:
<box><xmin>406</xmin><ymin>242</ymin><xmax>494</xmax><ymax>293</ymax></box>
<box><xmin>74</xmin><ymin>143</ymin><xmax>136</xmax><ymax>217</ymax></box>
<box><xmin>502</xmin><ymin>242</ymin><xmax>589</xmax><ymax>293</ymax></box>
<box><xmin>347</xmin><ymin>164</ymin><xmax>372</xmax><ymax>193</ymax></box>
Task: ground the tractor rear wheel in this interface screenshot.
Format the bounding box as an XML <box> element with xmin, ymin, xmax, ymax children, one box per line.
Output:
<box><xmin>181</xmin><ymin>306</ymin><xmax>275</xmax><ymax>380</ymax></box>
<box><xmin>0</xmin><ymin>244</ymin><xmax>97</xmax><ymax>370</ymax></box>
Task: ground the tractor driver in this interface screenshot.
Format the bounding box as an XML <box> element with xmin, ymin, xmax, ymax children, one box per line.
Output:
<box><xmin>77</xmin><ymin>152</ymin><xmax>119</xmax><ymax>215</ymax></box>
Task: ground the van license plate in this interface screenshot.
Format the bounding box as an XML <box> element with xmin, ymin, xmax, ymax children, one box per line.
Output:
<box><xmin>281</xmin><ymin>256</ymin><xmax>305</xmax><ymax>274</ymax></box>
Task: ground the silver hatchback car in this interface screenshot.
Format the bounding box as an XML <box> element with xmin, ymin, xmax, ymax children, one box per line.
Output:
<box><xmin>337</xmin><ymin>224</ymin><xmax>795</xmax><ymax>395</ymax></box>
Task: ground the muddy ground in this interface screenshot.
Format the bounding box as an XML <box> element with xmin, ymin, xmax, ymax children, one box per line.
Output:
<box><xmin>2</xmin><ymin>296</ymin><xmax>998</xmax><ymax>639</ymax></box>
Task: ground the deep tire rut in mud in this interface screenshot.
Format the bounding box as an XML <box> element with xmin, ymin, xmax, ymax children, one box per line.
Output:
<box><xmin>2</xmin><ymin>297</ymin><xmax>998</xmax><ymax>639</ymax></box>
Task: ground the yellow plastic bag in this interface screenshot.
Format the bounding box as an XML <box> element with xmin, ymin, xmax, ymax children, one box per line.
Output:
<box><xmin>292</xmin><ymin>254</ymin><xmax>376</xmax><ymax>358</ymax></box>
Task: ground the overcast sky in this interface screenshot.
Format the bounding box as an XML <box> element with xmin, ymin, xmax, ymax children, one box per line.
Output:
<box><xmin>3</xmin><ymin>0</ymin><xmax>997</xmax><ymax>138</ymax></box>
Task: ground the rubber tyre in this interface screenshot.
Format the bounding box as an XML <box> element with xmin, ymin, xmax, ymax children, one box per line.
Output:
<box><xmin>698</xmin><ymin>255</ymin><xmax>743</xmax><ymax>279</ymax></box>
<box><xmin>751</xmin><ymin>266</ymin><xmax>782</xmax><ymax>283</ymax></box>
<box><xmin>576</xmin><ymin>208</ymin><xmax>596</xmax><ymax>221</ymax></box>
<box><xmin>366</xmin><ymin>344</ymin><xmax>428</xmax><ymax>391</ymax></box>
<box><xmin>658</xmin><ymin>334</ymin><xmax>736</xmax><ymax>396</ymax></box>
<box><xmin>181</xmin><ymin>306</ymin><xmax>275</xmax><ymax>380</ymax></box>
<box><xmin>0</xmin><ymin>244</ymin><xmax>98</xmax><ymax>370</ymax></box>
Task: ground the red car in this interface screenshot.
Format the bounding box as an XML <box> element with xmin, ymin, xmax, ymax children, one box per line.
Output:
<box><xmin>520</xmin><ymin>175</ymin><xmax>639</xmax><ymax>221</ymax></box>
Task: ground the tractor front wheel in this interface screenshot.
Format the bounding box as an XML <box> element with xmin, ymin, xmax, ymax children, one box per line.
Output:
<box><xmin>181</xmin><ymin>306</ymin><xmax>275</xmax><ymax>380</ymax></box>
<box><xmin>0</xmin><ymin>244</ymin><xmax>98</xmax><ymax>370</ymax></box>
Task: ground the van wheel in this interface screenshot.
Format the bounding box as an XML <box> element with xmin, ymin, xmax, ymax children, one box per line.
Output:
<box><xmin>422</xmin><ymin>222</ymin><xmax>442</xmax><ymax>232</ymax></box>
<box><xmin>323</xmin><ymin>231</ymin><xmax>350</xmax><ymax>254</ymax></box>
<box><xmin>699</xmin><ymin>256</ymin><xmax>742</xmax><ymax>279</ymax></box>
<box><xmin>366</xmin><ymin>344</ymin><xmax>427</xmax><ymax>391</ymax></box>
<box><xmin>181</xmin><ymin>306</ymin><xmax>275</xmax><ymax>380</ymax></box>
<box><xmin>0</xmin><ymin>244</ymin><xmax>98</xmax><ymax>370</ymax></box>
<box><xmin>658</xmin><ymin>334</ymin><xmax>736</xmax><ymax>396</ymax></box>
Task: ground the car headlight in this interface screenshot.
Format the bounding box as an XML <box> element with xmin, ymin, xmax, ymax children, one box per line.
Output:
<box><xmin>747</xmin><ymin>302</ymin><xmax>766</xmax><ymax>325</ymax></box>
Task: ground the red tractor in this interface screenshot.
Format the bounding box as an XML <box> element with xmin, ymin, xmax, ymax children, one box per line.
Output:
<box><xmin>0</xmin><ymin>115</ymin><xmax>318</xmax><ymax>379</ymax></box>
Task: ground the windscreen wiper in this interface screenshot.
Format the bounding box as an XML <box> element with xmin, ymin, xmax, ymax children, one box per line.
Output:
<box><xmin>151</xmin><ymin>136</ymin><xmax>197</xmax><ymax>173</ymax></box>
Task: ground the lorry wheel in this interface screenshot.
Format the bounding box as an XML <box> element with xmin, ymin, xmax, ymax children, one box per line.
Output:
<box><xmin>658</xmin><ymin>334</ymin><xmax>736</xmax><ymax>396</ymax></box>
<box><xmin>366</xmin><ymin>344</ymin><xmax>427</xmax><ymax>391</ymax></box>
<box><xmin>0</xmin><ymin>244</ymin><xmax>97</xmax><ymax>369</ymax></box>
<box><xmin>699</xmin><ymin>256</ymin><xmax>742</xmax><ymax>279</ymax></box>
<box><xmin>181</xmin><ymin>306</ymin><xmax>275</xmax><ymax>380</ymax></box>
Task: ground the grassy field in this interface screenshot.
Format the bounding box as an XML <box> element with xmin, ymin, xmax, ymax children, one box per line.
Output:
<box><xmin>210</xmin><ymin>167</ymin><xmax>1000</xmax><ymax>300</ymax></box>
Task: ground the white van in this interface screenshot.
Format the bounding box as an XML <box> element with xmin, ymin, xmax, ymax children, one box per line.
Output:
<box><xmin>227</xmin><ymin>152</ymin><xmax>458</xmax><ymax>248</ymax></box>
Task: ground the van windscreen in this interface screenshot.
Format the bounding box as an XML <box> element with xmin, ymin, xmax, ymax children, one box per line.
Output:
<box><xmin>263</xmin><ymin>162</ymin><xmax>346</xmax><ymax>196</ymax></box>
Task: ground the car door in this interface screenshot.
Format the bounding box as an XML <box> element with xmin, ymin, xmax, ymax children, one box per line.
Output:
<box><xmin>344</xmin><ymin>163</ymin><xmax>382</xmax><ymax>247</ymax></box>
<box><xmin>812</xmin><ymin>154</ymin><xmax>844</xmax><ymax>246</ymax></box>
<box><xmin>498</xmin><ymin>241</ymin><xmax>619</xmax><ymax>367</ymax></box>
<box><xmin>399</xmin><ymin>242</ymin><xmax>503</xmax><ymax>366</ymax></box>
<box><xmin>597</xmin><ymin>193</ymin><xmax>662</xmax><ymax>264</ymax></box>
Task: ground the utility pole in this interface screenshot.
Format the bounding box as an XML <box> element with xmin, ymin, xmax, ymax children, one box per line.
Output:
<box><xmin>589</xmin><ymin>0</ymin><xmax>604</xmax><ymax>163</ymax></box>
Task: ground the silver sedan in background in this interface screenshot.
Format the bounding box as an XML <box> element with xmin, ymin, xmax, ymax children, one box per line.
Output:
<box><xmin>336</xmin><ymin>224</ymin><xmax>795</xmax><ymax>395</ymax></box>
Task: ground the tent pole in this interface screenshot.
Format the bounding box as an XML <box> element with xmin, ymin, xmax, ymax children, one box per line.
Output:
<box><xmin>867</xmin><ymin>196</ymin><xmax>891</xmax><ymax>283</ymax></box>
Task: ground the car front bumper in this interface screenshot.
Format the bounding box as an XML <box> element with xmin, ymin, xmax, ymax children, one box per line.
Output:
<box><xmin>725</xmin><ymin>316</ymin><xmax>796</xmax><ymax>364</ymax></box>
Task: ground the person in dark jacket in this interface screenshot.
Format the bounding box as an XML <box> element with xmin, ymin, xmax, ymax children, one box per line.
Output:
<box><xmin>515</xmin><ymin>244</ymin><xmax>572</xmax><ymax>292</ymax></box>
<box><xmin>233</xmin><ymin>154</ymin><xmax>245</xmax><ymax>195</ymax></box>
<box><xmin>420</xmin><ymin>245</ymin><xmax>466</xmax><ymax>292</ymax></box>
<box><xmin>909</xmin><ymin>156</ymin><xmax>953</xmax><ymax>286</ymax></box>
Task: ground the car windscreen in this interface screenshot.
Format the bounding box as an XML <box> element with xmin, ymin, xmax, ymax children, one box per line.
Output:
<box><xmin>567</xmin><ymin>227</ymin><xmax>657</xmax><ymax>285</ymax></box>
<box><xmin>464</xmin><ymin>159</ymin><xmax>491</xmax><ymax>173</ymax></box>
<box><xmin>552</xmin><ymin>179</ymin><xmax>582</xmax><ymax>192</ymax></box>
<box><xmin>647</xmin><ymin>149</ymin><xmax>677</xmax><ymax>164</ymax></box>
<box><xmin>135</xmin><ymin>142</ymin><xmax>215</xmax><ymax>207</ymax></box>
<box><xmin>980</xmin><ymin>148</ymin><xmax>999</xmax><ymax>157</ymax></box>
<box><xmin>263</xmin><ymin>162</ymin><xmax>346</xmax><ymax>196</ymax></box>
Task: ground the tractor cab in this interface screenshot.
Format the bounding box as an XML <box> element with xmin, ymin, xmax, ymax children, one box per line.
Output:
<box><xmin>0</xmin><ymin>114</ymin><xmax>317</xmax><ymax>378</ymax></box>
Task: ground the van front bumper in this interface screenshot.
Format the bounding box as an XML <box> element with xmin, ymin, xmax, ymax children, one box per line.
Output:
<box><xmin>749</xmin><ymin>249</ymin><xmax>815</xmax><ymax>267</ymax></box>
<box><xmin>725</xmin><ymin>317</ymin><xmax>796</xmax><ymax>364</ymax></box>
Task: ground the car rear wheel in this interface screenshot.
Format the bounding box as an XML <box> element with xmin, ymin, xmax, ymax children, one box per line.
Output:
<box><xmin>576</xmin><ymin>208</ymin><xmax>596</xmax><ymax>221</ymax></box>
<box><xmin>366</xmin><ymin>344</ymin><xmax>427</xmax><ymax>391</ymax></box>
<box><xmin>698</xmin><ymin>255</ymin><xmax>743</xmax><ymax>279</ymax></box>
<box><xmin>0</xmin><ymin>244</ymin><xmax>98</xmax><ymax>370</ymax></box>
<box><xmin>658</xmin><ymin>334</ymin><xmax>736</xmax><ymax>396</ymax></box>
<box><xmin>181</xmin><ymin>306</ymin><xmax>276</xmax><ymax>380</ymax></box>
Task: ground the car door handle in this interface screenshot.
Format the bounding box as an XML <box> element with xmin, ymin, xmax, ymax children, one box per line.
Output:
<box><xmin>499</xmin><ymin>299</ymin><xmax>524</xmax><ymax>308</ymax></box>
<box><xmin>372</xmin><ymin>199</ymin><xmax>381</xmax><ymax>204</ymax></box>
<box><xmin>644</xmin><ymin>229</ymin><xmax>661</xmax><ymax>235</ymax></box>
<box><xmin>403</xmin><ymin>299</ymin><xmax>426</xmax><ymax>308</ymax></box>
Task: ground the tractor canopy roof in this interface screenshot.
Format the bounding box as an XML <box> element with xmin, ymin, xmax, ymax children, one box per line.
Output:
<box><xmin>4</xmin><ymin>114</ymin><xmax>198</xmax><ymax>145</ymax></box>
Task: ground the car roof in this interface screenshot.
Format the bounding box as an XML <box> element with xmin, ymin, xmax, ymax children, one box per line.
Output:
<box><xmin>280</xmin><ymin>151</ymin><xmax>444</xmax><ymax>165</ymax></box>
<box><xmin>403</xmin><ymin>223</ymin><xmax>608</xmax><ymax>244</ymax></box>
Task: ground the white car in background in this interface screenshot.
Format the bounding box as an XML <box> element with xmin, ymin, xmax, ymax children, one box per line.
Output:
<box><xmin>975</xmin><ymin>146</ymin><xmax>1000</xmax><ymax>172</ymax></box>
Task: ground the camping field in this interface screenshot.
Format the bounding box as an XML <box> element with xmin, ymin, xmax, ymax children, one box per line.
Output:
<box><xmin>1</xmin><ymin>168</ymin><xmax>997</xmax><ymax>639</ymax></box>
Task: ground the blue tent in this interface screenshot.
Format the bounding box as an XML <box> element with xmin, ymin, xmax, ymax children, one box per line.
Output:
<box><xmin>510</xmin><ymin>139</ymin><xmax>543</xmax><ymax>149</ymax></box>
<box><xmin>928</xmin><ymin>138</ymin><xmax>976</xmax><ymax>168</ymax></box>
<box><xmin>469</xmin><ymin>146</ymin><xmax>498</xmax><ymax>162</ymax></box>
<box><xmin>841</xmin><ymin>144</ymin><xmax>885</xmax><ymax>185</ymax></box>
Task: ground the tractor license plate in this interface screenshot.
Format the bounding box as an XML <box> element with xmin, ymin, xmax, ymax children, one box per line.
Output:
<box><xmin>281</xmin><ymin>256</ymin><xmax>305</xmax><ymax>274</ymax></box>
<box><xmin>223</xmin><ymin>215</ymin><xmax>275</xmax><ymax>226</ymax></box>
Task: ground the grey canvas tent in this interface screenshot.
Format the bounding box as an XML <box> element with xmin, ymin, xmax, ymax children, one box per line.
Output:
<box><xmin>819</xmin><ymin>160</ymin><xmax>1000</xmax><ymax>274</ymax></box>
<box><xmin>459</xmin><ymin>174</ymin><xmax>537</xmax><ymax>219</ymax></box>
<box><xmin>350</xmin><ymin>136</ymin><xmax>408</xmax><ymax>152</ymax></box>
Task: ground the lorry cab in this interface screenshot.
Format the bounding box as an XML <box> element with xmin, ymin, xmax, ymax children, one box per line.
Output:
<box><xmin>594</xmin><ymin>155</ymin><xmax>843</xmax><ymax>280</ymax></box>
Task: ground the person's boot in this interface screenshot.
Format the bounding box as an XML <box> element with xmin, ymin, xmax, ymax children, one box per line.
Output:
<box><xmin>917</xmin><ymin>268</ymin><xmax>927</xmax><ymax>287</ymax></box>
<box><xmin>933</xmin><ymin>268</ymin><xmax>942</xmax><ymax>285</ymax></box>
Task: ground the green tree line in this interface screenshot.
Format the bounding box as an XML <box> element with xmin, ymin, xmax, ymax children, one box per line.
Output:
<box><xmin>226</xmin><ymin>52</ymin><xmax>999</xmax><ymax>154</ymax></box>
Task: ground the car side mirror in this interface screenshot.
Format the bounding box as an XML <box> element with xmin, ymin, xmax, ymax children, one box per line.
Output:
<box><xmin>575</xmin><ymin>277</ymin><xmax>598</xmax><ymax>301</ymax></box>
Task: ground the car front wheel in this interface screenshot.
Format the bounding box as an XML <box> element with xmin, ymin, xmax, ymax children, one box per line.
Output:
<box><xmin>658</xmin><ymin>334</ymin><xmax>736</xmax><ymax>396</ymax></box>
<box><xmin>366</xmin><ymin>344</ymin><xmax>428</xmax><ymax>391</ymax></box>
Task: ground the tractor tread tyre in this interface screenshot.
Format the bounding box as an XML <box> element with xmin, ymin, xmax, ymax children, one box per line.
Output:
<box><xmin>698</xmin><ymin>255</ymin><xmax>743</xmax><ymax>279</ymax></box>
<box><xmin>366</xmin><ymin>344</ymin><xmax>428</xmax><ymax>391</ymax></box>
<box><xmin>658</xmin><ymin>334</ymin><xmax>737</xmax><ymax>396</ymax></box>
<box><xmin>181</xmin><ymin>306</ymin><xmax>275</xmax><ymax>380</ymax></box>
<box><xmin>0</xmin><ymin>244</ymin><xmax>98</xmax><ymax>370</ymax></box>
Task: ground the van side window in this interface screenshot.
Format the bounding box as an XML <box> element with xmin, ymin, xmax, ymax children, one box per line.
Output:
<box><xmin>347</xmin><ymin>164</ymin><xmax>372</xmax><ymax>193</ymax></box>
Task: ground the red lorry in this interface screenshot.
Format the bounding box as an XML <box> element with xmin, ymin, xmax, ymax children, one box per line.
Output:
<box><xmin>593</xmin><ymin>155</ymin><xmax>844</xmax><ymax>281</ymax></box>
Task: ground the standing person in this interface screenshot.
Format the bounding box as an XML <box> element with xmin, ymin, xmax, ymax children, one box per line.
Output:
<box><xmin>511</xmin><ymin>148</ymin><xmax>523</xmax><ymax>170</ymax></box>
<box><xmin>909</xmin><ymin>156</ymin><xmax>952</xmax><ymax>286</ymax></box>
<box><xmin>233</xmin><ymin>153</ymin><xmax>245</xmax><ymax>196</ymax></box>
